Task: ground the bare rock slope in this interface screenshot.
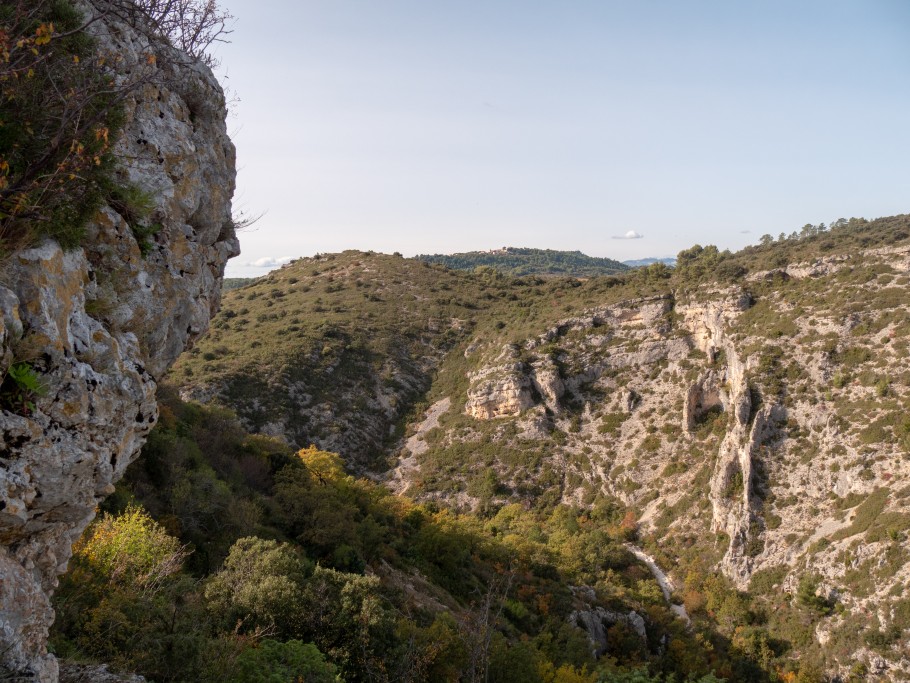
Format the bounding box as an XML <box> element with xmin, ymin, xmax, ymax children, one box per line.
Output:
<box><xmin>0</xmin><ymin>7</ymin><xmax>236</xmax><ymax>680</ymax></box>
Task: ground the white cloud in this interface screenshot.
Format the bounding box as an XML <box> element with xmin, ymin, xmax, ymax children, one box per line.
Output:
<box><xmin>612</xmin><ymin>230</ymin><xmax>643</xmax><ymax>240</ymax></box>
<box><xmin>245</xmin><ymin>256</ymin><xmax>294</xmax><ymax>268</ymax></box>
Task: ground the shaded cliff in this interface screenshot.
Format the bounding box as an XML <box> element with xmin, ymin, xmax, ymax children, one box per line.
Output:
<box><xmin>0</xmin><ymin>3</ymin><xmax>236</xmax><ymax>680</ymax></box>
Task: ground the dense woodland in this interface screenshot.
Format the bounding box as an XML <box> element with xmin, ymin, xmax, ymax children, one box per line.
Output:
<box><xmin>51</xmin><ymin>388</ymin><xmax>762</xmax><ymax>682</ymax></box>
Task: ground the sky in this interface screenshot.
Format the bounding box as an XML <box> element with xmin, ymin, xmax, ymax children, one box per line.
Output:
<box><xmin>211</xmin><ymin>1</ymin><xmax>910</xmax><ymax>277</ymax></box>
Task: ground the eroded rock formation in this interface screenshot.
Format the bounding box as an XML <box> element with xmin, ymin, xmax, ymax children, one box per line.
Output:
<box><xmin>0</xmin><ymin>6</ymin><xmax>236</xmax><ymax>680</ymax></box>
<box><xmin>464</xmin><ymin>345</ymin><xmax>536</xmax><ymax>419</ymax></box>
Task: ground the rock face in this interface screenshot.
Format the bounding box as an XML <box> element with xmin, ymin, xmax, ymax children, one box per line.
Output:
<box><xmin>569</xmin><ymin>605</ymin><xmax>647</xmax><ymax>657</ymax></box>
<box><xmin>465</xmin><ymin>345</ymin><xmax>535</xmax><ymax>419</ymax></box>
<box><xmin>464</xmin><ymin>297</ymin><xmax>687</xmax><ymax>421</ymax></box>
<box><xmin>0</xmin><ymin>6</ymin><xmax>236</xmax><ymax>681</ymax></box>
<box><xmin>389</xmin><ymin>248</ymin><xmax>910</xmax><ymax>676</ymax></box>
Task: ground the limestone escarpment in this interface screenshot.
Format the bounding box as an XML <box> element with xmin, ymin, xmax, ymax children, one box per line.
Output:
<box><xmin>463</xmin><ymin>296</ymin><xmax>687</xmax><ymax>421</ymax></box>
<box><xmin>404</xmin><ymin>253</ymin><xmax>910</xmax><ymax>677</ymax></box>
<box><xmin>0</xmin><ymin>5</ymin><xmax>236</xmax><ymax>680</ymax></box>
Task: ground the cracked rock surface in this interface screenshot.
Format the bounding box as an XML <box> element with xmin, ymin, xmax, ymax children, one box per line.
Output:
<box><xmin>0</xmin><ymin>6</ymin><xmax>237</xmax><ymax>680</ymax></box>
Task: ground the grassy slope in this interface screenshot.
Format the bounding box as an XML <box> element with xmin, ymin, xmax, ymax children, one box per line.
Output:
<box><xmin>175</xmin><ymin>250</ymin><xmax>677</xmax><ymax>466</ymax></box>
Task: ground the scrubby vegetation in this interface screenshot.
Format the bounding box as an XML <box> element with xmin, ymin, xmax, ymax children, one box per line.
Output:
<box><xmin>0</xmin><ymin>0</ymin><xmax>232</xmax><ymax>257</ymax></box>
<box><xmin>224</xmin><ymin>277</ymin><xmax>257</xmax><ymax>290</ymax></box>
<box><xmin>51</xmin><ymin>214</ymin><xmax>910</xmax><ymax>680</ymax></box>
<box><xmin>0</xmin><ymin>0</ymin><xmax>123</xmax><ymax>253</ymax></box>
<box><xmin>155</xmin><ymin>216</ymin><xmax>910</xmax><ymax>681</ymax></box>
<box><xmin>55</xmin><ymin>388</ymin><xmax>757</xmax><ymax>682</ymax></box>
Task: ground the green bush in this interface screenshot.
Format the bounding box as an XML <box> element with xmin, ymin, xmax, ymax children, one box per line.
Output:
<box><xmin>230</xmin><ymin>640</ymin><xmax>337</xmax><ymax>683</ymax></box>
<box><xmin>796</xmin><ymin>574</ymin><xmax>833</xmax><ymax>615</ymax></box>
<box><xmin>831</xmin><ymin>488</ymin><xmax>888</xmax><ymax>541</ymax></box>
<box><xmin>0</xmin><ymin>361</ymin><xmax>46</xmax><ymax>415</ymax></box>
<box><xmin>598</xmin><ymin>412</ymin><xmax>628</xmax><ymax>435</ymax></box>
<box><xmin>205</xmin><ymin>537</ymin><xmax>312</xmax><ymax>637</ymax></box>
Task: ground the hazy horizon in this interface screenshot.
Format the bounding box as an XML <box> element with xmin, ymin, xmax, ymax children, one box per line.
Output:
<box><xmin>214</xmin><ymin>1</ymin><xmax>910</xmax><ymax>278</ymax></box>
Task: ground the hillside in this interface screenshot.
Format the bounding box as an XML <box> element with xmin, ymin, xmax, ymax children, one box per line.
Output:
<box><xmin>416</xmin><ymin>247</ymin><xmax>630</xmax><ymax>277</ymax></box>
<box><xmin>167</xmin><ymin>214</ymin><xmax>910</xmax><ymax>681</ymax></box>
<box><xmin>223</xmin><ymin>277</ymin><xmax>257</xmax><ymax>290</ymax></box>
<box><xmin>175</xmin><ymin>252</ymin><xmax>496</xmax><ymax>466</ymax></box>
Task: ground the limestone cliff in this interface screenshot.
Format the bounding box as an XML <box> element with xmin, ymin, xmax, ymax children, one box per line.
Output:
<box><xmin>0</xmin><ymin>5</ymin><xmax>236</xmax><ymax>680</ymax></box>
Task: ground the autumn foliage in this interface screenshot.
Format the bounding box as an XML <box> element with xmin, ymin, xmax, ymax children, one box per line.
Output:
<box><xmin>0</xmin><ymin>0</ymin><xmax>121</xmax><ymax>253</ymax></box>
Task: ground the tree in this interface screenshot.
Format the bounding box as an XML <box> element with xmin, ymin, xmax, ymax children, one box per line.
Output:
<box><xmin>205</xmin><ymin>537</ymin><xmax>312</xmax><ymax>637</ymax></box>
<box><xmin>795</xmin><ymin>574</ymin><xmax>833</xmax><ymax>615</ymax></box>
<box><xmin>459</xmin><ymin>567</ymin><xmax>516</xmax><ymax>683</ymax></box>
<box><xmin>72</xmin><ymin>504</ymin><xmax>188</xmax><ymax>592</ymax></box>
<box><xmin>675</xmin><ymin>245</ymin><xmax>733</xmax><ymax>283</ymax></box>
<box><xmin>52</xmin><ymin>506</ymin><xmax>207</xmax><ymax>682</ymax></box>
<box><xmin>0</xmin><ymin>0</ymin><xmax>123</xmax><ymax>251</ymax></box>
<box><xmin>105</xmin><ymin>0</ymin><xmax>234</xmax><ymax>65</ymax></box>
<box><xmin>299</xmin><ymin>565</ymin><xmax>394</xmax><ymax>680</ymax></box>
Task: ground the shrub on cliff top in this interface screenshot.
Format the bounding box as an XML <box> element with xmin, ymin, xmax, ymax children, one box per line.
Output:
<box><xmin>0</xmin><ymin>0</ymin><xmax>122</xmax><ymax>253</ymax></box>
<box><xmin>0</xmin><ymin>0</ymin><xmax>232</xmax><ymax>257</ymax></box>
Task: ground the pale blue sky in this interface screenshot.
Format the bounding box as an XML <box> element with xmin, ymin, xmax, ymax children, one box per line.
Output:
<box><xmin>214</xmin><ymin>1</ymin><xmax>910</xmax><ymax>276</ymax></box>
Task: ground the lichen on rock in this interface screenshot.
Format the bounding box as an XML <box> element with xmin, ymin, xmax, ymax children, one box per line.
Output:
<box><xmin>0</xmin><ymin>4</ymin><xmax>237</xmax><ymax>680</ymax></box>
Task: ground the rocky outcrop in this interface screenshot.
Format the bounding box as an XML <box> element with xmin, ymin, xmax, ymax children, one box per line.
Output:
<box><xmin>464</xmin><ymin>345</ymin><xmax>535</xmax><ymax>419</ymax></box>
<box><xmin>466</xmin><ymin>297</ymin><xmax>684</xmax><ymax>420</ymax></box>
<box><xmin>569</xmin><ymin>605</ymin><xmax>647</xmax><ymax>657</ymax></box>
<box><xmin>707</xmin><ymin>382</ymin><xmax>758</xmax><ymax>585</ymax></box>
<box><xmin>683</xmin><ymin>369</ymin><xmax>726</xmax><ymax>433</ymax></box>
<box><xmin>529</xmin><ymin>356</ymin><xmax>565</xmax><ymax>413</ymax></box>
<box><xmin>677</xmin><ymin>290</ymin><xmax>752</xmax><ymax>360</ymax></box>
<box><xmin>0</xmin><ymin>6</ymin><xmax>236</xmax><ymax>680</ymax></box>
<box><xmin>676</xmin><ymin>292</ymin><xmax>775</xmax><ymax>587</ymax></box>
<box><xmin>462</xmin><ymin>289</ymin><xmax>796</xmax><ymax>588</ymax></box>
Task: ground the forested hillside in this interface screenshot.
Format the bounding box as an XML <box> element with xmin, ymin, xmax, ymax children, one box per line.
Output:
<box><xmin>416</xmin><ymin>247</ymin><xmax>629</xmax><ymax>277</ymax></box>
<box><xmin>52</xmin><ymin>388</ymin><xmax>738</xmax><ymax>682</ymax></box>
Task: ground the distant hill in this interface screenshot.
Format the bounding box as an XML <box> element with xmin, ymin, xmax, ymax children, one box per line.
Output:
<box><xmin>622</xmin><ymin>257</ymin><xmax>677</xmax><ymax>268</ymax></box>
<box><xmin>416</xmin><ymin>247</ymin><xmax>629</xmax><ymax>277</ymax></box>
